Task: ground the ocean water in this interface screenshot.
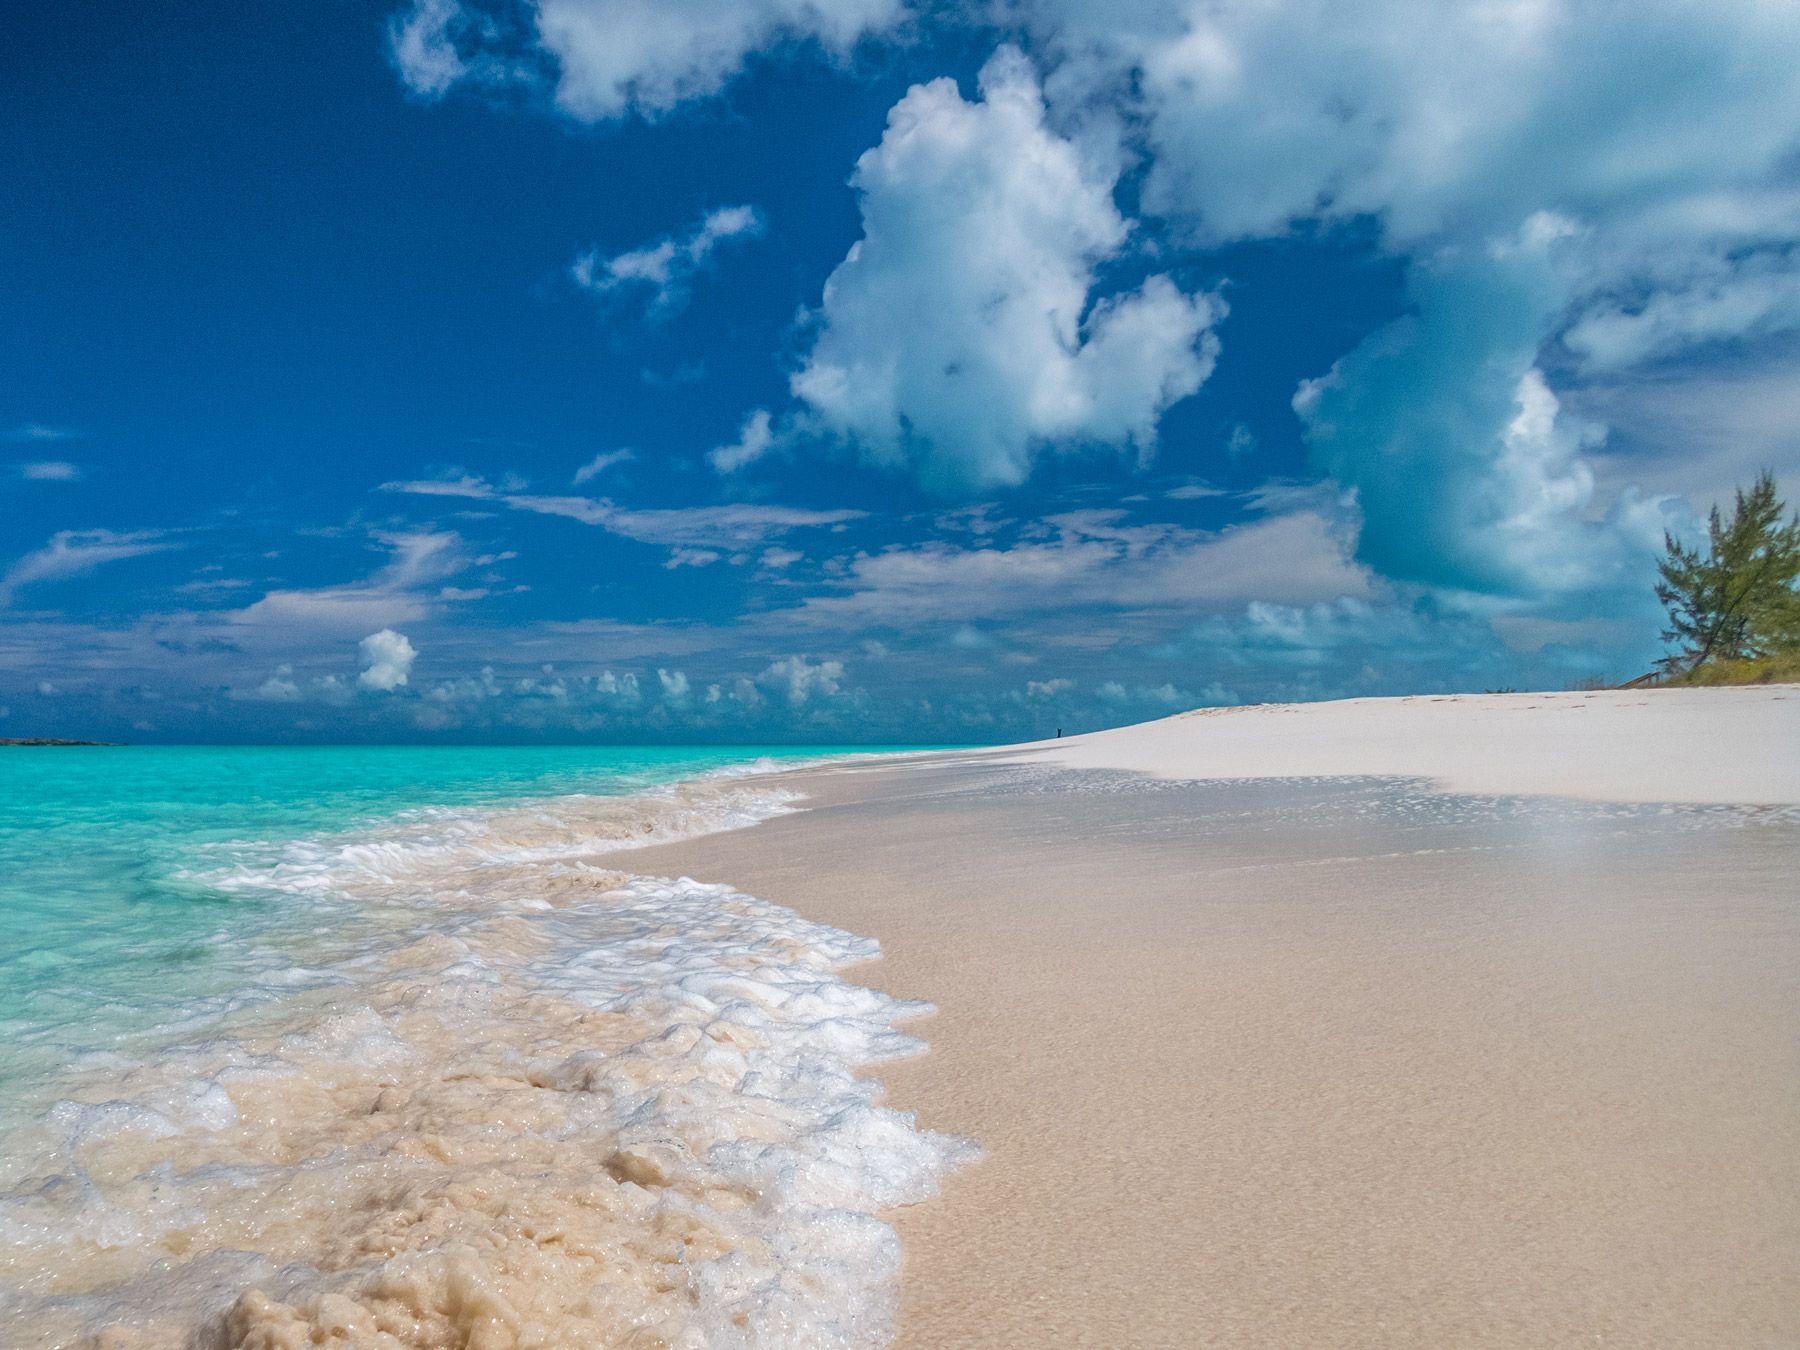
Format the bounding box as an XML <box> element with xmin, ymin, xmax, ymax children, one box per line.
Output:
<box><xmin>0</xmin><ymin>746</ymin><xmax>810</xmax><ymax>1086</ymax></box>
<box><xmin>0</xmin><ymin>745</ymin><xmax>970</xmax><ymax>1348</ymax></box>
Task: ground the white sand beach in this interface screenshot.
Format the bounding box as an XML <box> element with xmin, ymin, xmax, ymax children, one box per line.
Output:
<box><xmin>1011</xmin><ymin>686</ymin><xmax>1800</xmax><ymax>803</ymax></box>
<box><xmin>619</xmin><ymin>686</ymin><xmax>1800</xmax><ymax>1347</ymax></box>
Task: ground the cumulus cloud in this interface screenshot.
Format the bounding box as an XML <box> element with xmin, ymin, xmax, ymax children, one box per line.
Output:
<box><xmin>385</xmin><ymin>4</ymin><xmax>1799</xmax><ymax>597</ymax></box>
<box><xmin>1294</xmin><ymin>248</ymin><xmax>1606</xmax><ymax>596</ymax></box>
<box><xmin>544</xmin><ymin>0</ymin><xmax>905</xmax><ymax>119</ymax></box>
<box><xmin>1021</xmin><ymin>0</ymin><xmax>1800</xmax><ymax>599</ymax></box>
<box><xmin>1181</xmin><ymin>586</ymin><xmax>1650</xmax><ymax>697</ymax></box>
<box><xmin>791</xmin><ymin>47</ymin><xmax>1222</xmax><ymax>492</ymax></box>
<box><xmin>358</xmin><ymin>629</ymin><xmax>418</xmax><ymax>691</ymax></box>
<box><xmin>386</xmin><ymin>0</ymin><xmax>476</xmax><ymax>97</ymax></box>
<box><xmin>1189</xmin><ymin>595</ymin><xmax>1499</xmax><ymax>695</ymax></box>
<box><xmin>1028</xmin><ymin>0</ymin><xmax>1800</xmax><ymax>249</ymax></box>
<box><xmin>758</xmin><ymin>654</ymin><xmax>844</xmax><ymax>704</ymax></box>
<box><xmin>1095</xmin><ymin>679</ymin><xmax>1228</xmax><ymax>708</ymax></box>
<box><xmin>389</xmin><ymin>0</ymin><xmax>907</xmax><ymax>120</ymax></box>
<box><xmin>0</xmin><ymin>529</ymin><xmax>175</xmax><ymax>607</ymax></box>
<box><xmin>573</xmin><ymin>205</ymin><xmax>764</xmax><ymax>315</ymax></box>
<box><xmin>240</xmin><ymin>666</ymin><xmax>303</xmax><ymax>702</ymax></box>
<box><xmin>592</xmin><ymin>670</ymin><xmax>640</xmax><ymax>700</ymax></box>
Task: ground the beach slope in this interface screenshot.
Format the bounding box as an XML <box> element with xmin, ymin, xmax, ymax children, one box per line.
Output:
<box><xmin>619</xmin><ymin>687</ymin><xmax>1800</xmax><ymax>1347</ymax></box>
<box><xmin>1015</xmin><ymin>685</ymin><xmax>1800</xmax><ymax>803</ymax></box>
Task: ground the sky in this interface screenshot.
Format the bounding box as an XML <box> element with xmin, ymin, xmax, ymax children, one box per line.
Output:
<box><xmin>3</xmin><ymin>0</ymin><xmax>1798</xmax><ymax>743</ymax></box>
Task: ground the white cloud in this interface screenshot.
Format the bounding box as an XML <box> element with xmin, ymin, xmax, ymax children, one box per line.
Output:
<box><xmin>758</xmin><ymin>654</ymin><xmax>845</xmax><ymax>705</ymax></box>
<box><xmin>1026</xmin><ymin>678</ymin><xmax>1074</xmax><ymax>697</ymax></box>
<box><xmin>1292</xmin><ymin>246</ymin><xmax>1682</xmax><ymax>598</ymax></box>
<box><xmin>573</xmin><ymin>205</ymin><xmax>764</xmax><ymax>314</ymax></box>
<box><xmin>0</xmin><ymin>529</ymin><xmax>175</xmax><ymax>607</ymax></box>
<box><xmin>1563</xmin><ymin>252</ymin><xmax>1800</xmax><ymax>371</ymax></box>
<box><xmin>236</xmin><ymin>530</ymin><xmax>468</xmax><ymax>635</ymax></box>
<box><xmin>535</xmin><ymin>0</ymin><xmax>906</xmax><ymax>120</ymax></box>
<box><xmin>252</xmin><ymin>666</ymin><xmax>302</xmax><ymax>702</ymax></box>
<box><xmin>791</xmin><ymin>47</ymin><xmax>1222</xmax><ymax>492</ymax></box>
<box><xmin>708</xmin><ymin>408</ymin><xmax>776</xmax><ymax>474</ymax></box>
<box><xmin>505</xmin><ymin>494</ymin><xmax>863</xmax><ymax>547</ymax></box>
<box><xmin>401</xmin><ymin>655</ymin><xmax>853</xmax><ymax>727</ymax></box>
<box><xmin>386</xmin><ymin>0</ymin><xmax>473</xmax><ymax>98</ymax></box>
<box><xmin>1189</xmin><ymin>593</ymin><xmax>1536</xmax><ymax>693</ymax></box>
<box><xmin>759</xmin><ymin>546</ymin><xmax>802</xmax><ymax>570</ymax></box>
<box><xmin>1093</xmin><ymin>677</ymin><xmax>1229</xmax><ymax>710</ymax></box>
<box><xmin>383</xmin><ymin>474</ymin><xmax>862</xmax><ymax>547</ymax></box>
<box><xmin>5</xmin><ymin>423</ymin><xmax>83</xmax><ymax>442</ymax></box>
<box><xmin>384</xmin><ymin>474</ymin><xmax>492</xmax><ymax>498</ymax></box>
<box><xmin>358</xmin><ymin>629</ymin><xmax>418</xmax><ymax>691</ymax></box>
<box><xmin>594</xmin><ymin>670</ymin><xmax>641</xmax><ymax>701</ymax></box>
<box><xmin>1022</xmin><ymin>0</ymin><xmax>1800</xmax><ymax>599</ymax></box>
<box><xmin>12</xmin><ymin>461</ymin><xmax>83</xmax><ymax>481</ymax></box>
<box><xmin>1029</xmin><ymin>0</ymin><xmax>1800</xmax><ymax>250</ymax></box>
<box><xmin>795</xmin><ymin>508</ymin><xmax>1366</xmax><ymax>627</ymax></box>
<box><xmin>572</xmin><ymin>449</ymin><xmax>633</xmax><ymax>484</ymax></box>
<box><xmin>1572</xmin><ymin>354</ymin><xmax>1800</xmax><ymax>518</ymax></box>
<box><xmin>391</xmin><ymin>0</ymin><xmax>908</xmax><ymax>120</ymax></box>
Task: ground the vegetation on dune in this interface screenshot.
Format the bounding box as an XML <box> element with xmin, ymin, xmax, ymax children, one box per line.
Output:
<box><xmin>1657</xmin><ymin>651</ymin><xmax>1800</xmax><ymax>687</ymax></box>
<box><xmin>1653</xmin><ymin>470</ymin><xmax>1800</xmax><ymax>685</ymax></box>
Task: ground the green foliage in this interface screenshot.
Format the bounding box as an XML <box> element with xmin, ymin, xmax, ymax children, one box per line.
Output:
<box><xmin>1655</xmin><ymin>471</ymin><xmax>1800</xmax><ymax>676</ymax></box>
<box><xmin>1662</xmin><ymin>651</ymin><xmax>1800</xmax><ymax>687</ymax></box>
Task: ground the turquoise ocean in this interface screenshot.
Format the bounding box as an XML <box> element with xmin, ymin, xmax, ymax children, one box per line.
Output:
<box><xmin>0</xmin><ymin>744</ymin><xmax>869</xmax><ymax>1095</ymax></box>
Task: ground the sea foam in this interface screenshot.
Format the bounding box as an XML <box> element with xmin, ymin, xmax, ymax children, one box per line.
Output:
<box><xmin>0</xmin><ymin>767</ymin><xmax>971</xmax><ymax>1348</ymax></box>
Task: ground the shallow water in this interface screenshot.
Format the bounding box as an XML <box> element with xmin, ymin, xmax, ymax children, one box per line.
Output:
<box><xmin>0</xmin><ymin>745</ymin><xmax>969</xmax><ymax>1348</ymax></box>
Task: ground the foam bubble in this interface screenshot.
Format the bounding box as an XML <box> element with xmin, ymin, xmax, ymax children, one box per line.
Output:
<box><xmin>0</xmin><ymin>773</ymin><xmax>974</xmax><ymax>1348</ymax></box>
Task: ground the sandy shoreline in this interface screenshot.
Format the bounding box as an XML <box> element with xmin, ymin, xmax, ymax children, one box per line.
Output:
<box><xmin>619</xmin><ymin>688</ymin><xmax>1800</xmax><ymax>1346</ymax></box>
<box><xmin>1014</xmin><ymin>685</ymin><xmax>1800</xmax><ymax>803</ymax></box>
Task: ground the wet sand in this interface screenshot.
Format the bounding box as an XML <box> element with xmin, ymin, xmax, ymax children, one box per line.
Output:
<box><xmin>619</xmin><ymin>702</ymin><xmax>1800</xmax><ymax>1346</ymax></box>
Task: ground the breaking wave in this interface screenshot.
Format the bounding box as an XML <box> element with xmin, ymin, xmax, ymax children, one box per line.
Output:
<box><xmin>0</xmin><ymin>768</ymin><xmax>971</xmax><ymax>1348</ymax></box>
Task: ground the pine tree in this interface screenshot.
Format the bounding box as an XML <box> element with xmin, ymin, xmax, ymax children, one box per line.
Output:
<box><xmin>1655</xmin><ymin>472</ymin><xmax>1800</xmax><ymax>675</ymax></box>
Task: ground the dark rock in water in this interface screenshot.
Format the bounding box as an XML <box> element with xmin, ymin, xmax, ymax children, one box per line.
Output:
<box><xmin>0</xmin><ymin>738</ymin><xmax>120</xmax><ymax>746</ymax></box>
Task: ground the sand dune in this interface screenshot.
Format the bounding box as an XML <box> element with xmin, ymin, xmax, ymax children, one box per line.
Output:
<box><xmin>1012</xmin><ymin>685</ymin><xmax>1800</xmax><ymax>804</ymax></box>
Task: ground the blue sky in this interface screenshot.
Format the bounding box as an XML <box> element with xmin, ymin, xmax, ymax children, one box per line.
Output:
<box><xmin>4</xmin><ymin>0</ymin><xmax>1798</xmax><ymax>743</ymax></box>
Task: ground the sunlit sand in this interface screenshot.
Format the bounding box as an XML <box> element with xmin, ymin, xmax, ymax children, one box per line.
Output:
<box><xmin>622</xmin><ymin>686</ymin><xmax>1800</xmax><ymax>1346</ymax></box>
